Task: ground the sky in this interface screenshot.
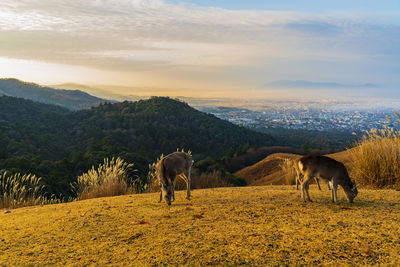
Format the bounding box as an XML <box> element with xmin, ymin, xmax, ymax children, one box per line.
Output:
<box><xmin>0</xmin><ymin>0</ymin><xmax>399</xmax><ymax>99</ymax></box>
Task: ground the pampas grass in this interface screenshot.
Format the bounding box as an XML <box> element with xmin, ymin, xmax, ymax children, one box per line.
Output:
<box><xmin>350</xmin><ymin>126</ymin><xmax>400</xmax><ymax>189</ymax></box>
<box><xmin>73</xmin><ymin>157</ymin><xmax>135</xmax><ymax>200</ymax></box>
<box><xmin>280</xmin><ymin>158</ymin><xmax>298</xmax><ymax>185</ymax></box>
<box><xmin>0</xmin><ymin>172</ymin><xmax>46</xmax><ymax>209</ymax></box>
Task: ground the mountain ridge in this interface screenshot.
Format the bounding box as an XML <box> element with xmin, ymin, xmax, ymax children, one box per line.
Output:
<box><xmin>0</xmin><ymin>78</ymin><xmax>109</xmax><ymax>110</ymax></box>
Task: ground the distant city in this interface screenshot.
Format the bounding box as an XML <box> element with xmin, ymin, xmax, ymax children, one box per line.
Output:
<box><xmin>190</xmin><ymin>99</ymin><xmax>400</xmax><ymax>133</ymax></box>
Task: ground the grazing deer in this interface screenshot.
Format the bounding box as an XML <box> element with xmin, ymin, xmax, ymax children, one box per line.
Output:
<box><xmin>157</xmin><ymin>151</ymin><xmax>193</xmax><ymax>205</ymax></box>
<box><xmin>293</xmin><ymin>158</ymin><xmax>323</xmax><ymax>191</ymax></box>
<box><xmin>298</xmin><ymin>155</ymin><xmax>358</xmax><ymax>203</ymax></box>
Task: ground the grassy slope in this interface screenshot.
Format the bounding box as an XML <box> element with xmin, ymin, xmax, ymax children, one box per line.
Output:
<box><xmin>1</xmin><ymin>186</ymin><xmax>400</xmax><ymax>266</ymax></box>
<box><xmin>235</xmin><ymin>150</ymin><xmax>353</xmax><ymax>186</ymax></box>
<box><xmin>235</xmin><ymin>153</ymin><xmax>301</xmax><ymax>185</ymax></box>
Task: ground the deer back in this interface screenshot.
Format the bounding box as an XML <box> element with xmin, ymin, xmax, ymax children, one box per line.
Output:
<box><xmin>298</xmin><ymin>155</ymin><xmax>351</xmax><ymax>186</ymax></box>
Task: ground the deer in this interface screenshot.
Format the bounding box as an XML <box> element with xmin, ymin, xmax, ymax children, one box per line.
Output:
<box><xmin>293</xmin><ymin>158</ymin><xmax>324</xmax><ymax>191</ymax></box>
<box><xmin>157</xmin><ymin>151</ymin><xmax>193</xmax><ymax>205</ymax></box>
<box><xmin>297</xmin><ymin>155</ymin><xmax>358</xmax><ymax>203</ymax></box>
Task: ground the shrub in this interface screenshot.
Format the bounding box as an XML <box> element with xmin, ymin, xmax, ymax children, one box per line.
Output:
<box><xmin>0</xmin><ymin>172</ymin><xmax>46</xmax><ymax>209</ymax></box>
<box><xmin>73</xmin><ymin>157</ymin><xmax>136</xmax><ymax>200</ymax></box>
<box><xmin>349</xmin><ymin>126</ymin><xmax>400</xmax><ymax>189</ymax></box>
<box><xmin>191</xmin><ymin>170</ymin><xmax>234</xmax><ymax>189</ymax></box>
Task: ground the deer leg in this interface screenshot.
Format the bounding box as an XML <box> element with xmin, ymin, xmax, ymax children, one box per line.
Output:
<box><xmin>315</xmin><ymin>178</ymin><xmax>322</xmax><ymax>190</ymax></box>
<box><xmin>301</xmin><ymin>181</ymin><xmax>310</xmax><ymax>202</ymax></box>
<box><xmin>172</xmin><ymin>176</ymin><xmax>176</xmax><ymax>202</ymax></box>
<box><xmin>328</xmin><ymin>181</ymin><xmax>332</xmax><ymax>190</ymax></box>
<box><xmin>185</xmin><ymin>168</ymin><xmax>191</xmax><ymax>199</ymax></box>
<box><xmin>295</xmin><ymin>169</ymin><xmax>300</xmax><ymax>190</ymax></box>
<box><xmin>305</xmin><ymin>181</ymin><xmax>312</xmax><ymax>202</ymax></box>
<box><xmin>301</xmin><ymin>181</ymin><xmax>306</xmax><ymax>202</ymax></box>
<box><xmin>332</xmin><ymin>182</ymin><xmax>338</xmax><ymax>203</ymax></box>
<box><xmin>301</xmin><ymin>174</ymin><xmax>311</xmax><ymax>202</ymax></box>
<box><xmin>159</xmin><ymin>190</ymin><xmax>162</xmax><ymax>203</ymax></box>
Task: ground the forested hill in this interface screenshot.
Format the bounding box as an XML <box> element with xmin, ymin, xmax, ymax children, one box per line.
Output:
<box><xmin>0</xmin><ymin>96</ymin><xmax>274</xmax><ymax>197</ymax></box>
<box><xmin>0</xmin><ymin>78</ymin><xmax>108</xmax><ymax>110</ymax></box>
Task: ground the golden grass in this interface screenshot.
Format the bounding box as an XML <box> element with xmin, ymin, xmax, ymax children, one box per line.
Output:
<box><xmin>0</xmin><ymin>172</ymin><xmax>46</xmax><ymax>209</ymax></box>
<box><xmin>1</xmin><ymin>185</ymin><xmax>400</xmax><ymax>266</ymax></box>
<box><xmin>73</xmin><ymin>157</ymin><xmax>134</xmax><ymax>200</ymax></box>
<box><xmin>350</xmin><ymin>127</ymin><xmax>400</xmax><ymax>189</ymax></box>
<box><xmin>280</xmin><ymin>158</ymin><xmax>297</xmax><ymax>185</ymax></box>
<box><xmin>235</xmin><ymin>153</ymin><xmax>301</xmax><ymax>186</ymax></box>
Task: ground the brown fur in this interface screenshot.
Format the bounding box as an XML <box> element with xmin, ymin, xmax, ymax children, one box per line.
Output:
<box><xmin>157</xmin><ymin>152</ymin><xmax>193</xmax><ymax>205</ymax></box>
<box><xmin>298</xmin><ymin>155</ymin><xmax>358</xmax><ymax>203</ymax></box>
<box><xmin>293</xmin><ymin>158</ymin><xmax>323</xmax><ymax>191</ymax></box>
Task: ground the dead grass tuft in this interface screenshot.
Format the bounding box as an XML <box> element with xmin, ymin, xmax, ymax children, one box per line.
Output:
<box><xmin>280</xmin><ymin>158</ymin><xmax>298</xmax><ymax>185</ymax></box>
<box><xmin>350</xmin><ymin>126</ymin><xmax>400</xmax><ymax>189</ymax></box>
<box><xmin>73</xmin><ymin>157</ymin><xmax>135</xmax><ymax>200</ymax></box>
<box><xmin>191</xmin><ymin>170</ymin><xmax>234</xmax><ymax>189</ymax></box>
<box><xmin>0</xmin><ymin>172</ymin><xmax>47</xmax><ymax>209</ymax></box>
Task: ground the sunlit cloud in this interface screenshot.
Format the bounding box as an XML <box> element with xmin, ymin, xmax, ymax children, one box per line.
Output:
<box><xmin>0</xmin><ymin>0</ymin><xmax>399</xmax><ymax>97</ymax></box>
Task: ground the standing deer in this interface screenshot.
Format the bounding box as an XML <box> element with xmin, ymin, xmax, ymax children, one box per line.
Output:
<box><xmin>298</xmin><ymin>155</ymin><xmax>358</xmax><ymax>203</ymax></box>
<box><xmin>157</xmin><ymin>151</ymin><xmax>193</xmax><ymax>205</ymax></box>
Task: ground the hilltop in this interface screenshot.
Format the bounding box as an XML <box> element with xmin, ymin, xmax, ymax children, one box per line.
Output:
<box><xmin>0</xmin><ymin>78</ymin><xmax>108</xmax><ymax>110</ymax></box>
<box><xmin>1</xmin><ymin>186</ymin><xmax>399</xmax><ymax>265</ymax></box>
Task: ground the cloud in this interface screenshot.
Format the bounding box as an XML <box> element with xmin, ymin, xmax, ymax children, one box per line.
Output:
<box><xmin>0</xmin><ymin>0</ymin><xmax>399</xmax><ymax>91</ymax></box>
<box><xmin>285</xmin><ymin>21</ymin><xmax>342</xmax><ymax>35</ymax></box>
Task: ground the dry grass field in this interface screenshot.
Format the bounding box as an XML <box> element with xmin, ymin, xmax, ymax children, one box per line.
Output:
<box><xmin>1</xmin><ymin>185</ymin><xmax>400</xmax><ymax>266</ymax></box>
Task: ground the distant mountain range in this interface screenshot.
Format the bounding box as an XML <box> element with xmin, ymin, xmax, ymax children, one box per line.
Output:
<box><xmin>52</xmin><ymin>83</ymin><xmax>132</xmax><ymax>101</ymax></box>
<box><xmin>0</xmin><ymin>78</ymin><xmax>110</xmax><ymax>110</ymax></box>
<box><xmin>265</xmin><ymin>80</ymin><xmax>377</xmax><ymax>89</ymax></box>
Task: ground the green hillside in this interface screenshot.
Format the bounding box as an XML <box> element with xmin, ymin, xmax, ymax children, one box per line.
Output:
<box><xmin>0</xmin><ymin>96</ymin><xmax>274</xmax><ymax>198</ymax></box>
